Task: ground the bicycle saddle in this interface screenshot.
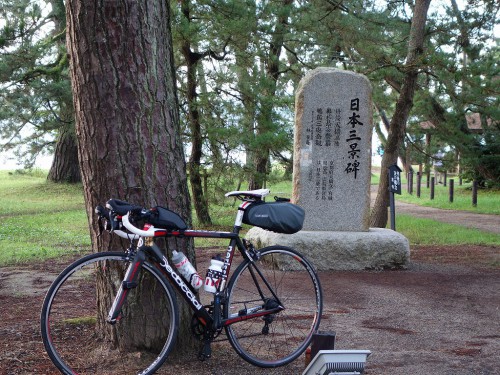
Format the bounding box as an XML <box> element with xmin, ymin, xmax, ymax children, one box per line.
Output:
<box><xmin>225</xmin><ymin>189</ymin><xmax>270</xmax><ymax>200</ymax></box>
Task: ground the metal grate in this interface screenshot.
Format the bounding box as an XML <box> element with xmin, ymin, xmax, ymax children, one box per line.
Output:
<box><xmin>326</xmin><ymin>361</ymin><xmax>365</xmax><ymax>372</ymax></box>
<box><xmin>302</xmin><ymin>350</ymin><xmax>371</xmax><ymax>375</ymax></box>
<box><xmin>322</xmin><ymin>361</ymin><xmax>365</xmax><ymax>374</ymax></box>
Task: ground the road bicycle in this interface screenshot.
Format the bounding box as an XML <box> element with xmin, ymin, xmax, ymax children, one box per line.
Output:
<box><xmin>40</xmin><ymin>188</ymin><xmax>323</xmax><ymax>375</ymax></box>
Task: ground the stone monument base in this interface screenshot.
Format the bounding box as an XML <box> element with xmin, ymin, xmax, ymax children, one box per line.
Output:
<box><xmin>246</xmin><ymin>227</ymin><xmax>410</xmax><ymax>271</ymax></box>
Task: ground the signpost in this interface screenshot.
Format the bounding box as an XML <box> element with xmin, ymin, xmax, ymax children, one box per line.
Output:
<box><xmin>388</xmin><ymin>164</ymin><xmax>402</xmax><ymax>230</ymax></box>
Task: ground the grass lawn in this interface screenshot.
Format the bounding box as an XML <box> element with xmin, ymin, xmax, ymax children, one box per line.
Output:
<box><xmin>397</xmin><ymin>181</ymin><xmax>500</xmax><ymax>215</ymax></box>
<box><xmin>0</xmin><ymin>170</ymin><xmax>90</xmax><ymax>265</ymax></box>
<box><xmin>395</xmin><ymin>214</ymin><xmax>499</xmax><ymax>246</ymax></box>
<box><xmin>371</xmin><ymin>169</ymin><xmax>499</xmax><ymax>214</ymax></box>
<box><xmin>0</xmin><ymin>170</ymin><xmax>498</xmax><ymax>266</ymax></box>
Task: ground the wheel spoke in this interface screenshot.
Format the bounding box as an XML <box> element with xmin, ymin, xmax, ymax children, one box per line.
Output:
<box><xmin>41</xmin><ymin>253</ymin><xmax>178</xmax><ymax>375</ymax></box>
<box><xmin>225</xmin><ymin>246</ymin><xmax>322</xmax><ymax>367</ymax></box>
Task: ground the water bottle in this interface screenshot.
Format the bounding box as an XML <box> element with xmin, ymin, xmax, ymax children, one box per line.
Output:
<box><xmin>171</xmin><ymin>250</ymin><xmax>203</xmax><ymax>290</ymax></box>
<box><xmin>204</xmin><ymin>255</ymin><xmax>224</xmax><ymax>293</ymax></box>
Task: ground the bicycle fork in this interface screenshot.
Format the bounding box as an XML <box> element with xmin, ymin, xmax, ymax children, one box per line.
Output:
<box><xmin>106</xmin><ymin>249</ymin><xmax>146</xmax><ymax>324</ymax></box>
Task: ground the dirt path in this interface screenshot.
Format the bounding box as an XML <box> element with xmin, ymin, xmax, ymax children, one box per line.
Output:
<box><xmin>320</xmin><ymin>247</ymin><xmax>500</xmax><ymax>375</ymax></box>
<box><xmin>394</xmin><ymin>201</ymin><xmax>500</xmax><ymax>233</ymax></box>
<box><xmin>1</xmin><ymin>245</ymin><xmax>499</xmax><ymax>375</ymax></box>
<box><xmin>1</xmin><ymin>193</ymin><xmax>499</xmax><ymax>374</ymax></box>
<box><xmin>371</xmin><ymin>185</ymin><xmax>500</xmax><ymax>234</ymax></box>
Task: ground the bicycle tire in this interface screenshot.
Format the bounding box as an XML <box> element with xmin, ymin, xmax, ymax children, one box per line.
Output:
<box><xmin>224</xmin><ymin>246</ymin><xmax>322</xmax><ymax>368</ymax></box>
<box><xmin>40</xmin><ymin>252</ymin><xmax>179</xmax><ymax>375</ymax></box>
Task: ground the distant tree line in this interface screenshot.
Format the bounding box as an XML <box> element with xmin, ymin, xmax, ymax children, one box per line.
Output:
<box><xmin>1</xmin><ymin>0</ymin><xmax>498</xmax><ymax>226</ymax></box>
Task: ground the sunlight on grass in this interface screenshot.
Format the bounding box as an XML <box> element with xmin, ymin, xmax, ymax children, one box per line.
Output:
<box><xmin>396</xmin><ymin>214</ymin><xmax>500</xmax><ymax>246</ymax></box>
<box><xmin>0</xmin><ymin>215</ymin><xmax>91</xmax><ymax>255</ymax></box>
<box><xmin>0</xmin><ymin>242</ymin><xmax>85</xmax><ymax>265</ymax></box>
<box><xmin>0</xmin><ymin>171</ymin><xmax>85</xmax><ymax>215</ymax></box>
<box><xmin>1</xmin><ymin>170</ymin><xmax>498</xmax><ymax>266</ymax></box>
<box><xmin>396</xmin><ymin>178</ymin><xmax>499</xmax><ymax>215</ymax></box>
<box><xmin>371</xmin><ymin>171</ymin><xmax>499</xmax><ymax>214</ymax></box>
<box><xmin>266</xmin><ymin>180</ymin><xmax>293</xmax><ymax>198</ymax></box>
<box><xmin>397</xmin><ymin>189</ymin><xmax>500</xmax><ymax>215</ymax></box>
<box><xmin>0</xmin><ymin>171</ymin><xmax>89</xmax><ymax>266</ymax></box>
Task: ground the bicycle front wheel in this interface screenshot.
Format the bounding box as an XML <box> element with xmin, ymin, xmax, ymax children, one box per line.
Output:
<box><xmin>225</xmin><ymin>246</ymin><xmax>322</xmax><ymax>368</ymax></box>
<box><xmin>40</xmin><ymin>252</ymin><xmax>179</xmax><ymax>375</ymax></box>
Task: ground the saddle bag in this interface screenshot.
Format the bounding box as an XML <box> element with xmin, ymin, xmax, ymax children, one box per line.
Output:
<box><xmin>242</xmin><ymin>202</ymin><xmax>305</xmax><ymax>234</ymax></box>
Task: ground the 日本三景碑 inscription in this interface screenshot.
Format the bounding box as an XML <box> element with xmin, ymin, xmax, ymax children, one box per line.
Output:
<box><xmin>292</xmin><ymin>68</ymin><xmax>372</xmax><ymax>231</ymax></box>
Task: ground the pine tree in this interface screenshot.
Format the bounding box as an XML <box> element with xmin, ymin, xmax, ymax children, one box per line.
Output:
<box><xmin>66</xmin><ymin>0</ymin><xmax>194</xmax><ymax>351</ymax></box>
<box><xmin>0</xmin><ymin>0</ymin><xmax>79</xmax><ymax>182</ymax></box>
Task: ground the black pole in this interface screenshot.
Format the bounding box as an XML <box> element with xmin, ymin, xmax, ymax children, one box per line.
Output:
<box><xmin>390</xmin><ymin>192</ymin><xmax>396</xmax><ymax>231</ymax></box>
<box><xmin>409</xmin><ymin>170</ymin><xmax>413</xmax><ymax>195</ymax></box>
<box><xmin>417</xmin><ymin>172</ymin><xmax>421</xmax><ymax>198</ymax></box>
<box><xmin>430</xmin><ymin>177</ymin><xmax>435</xmax><ymax>200</ymax></box>
<box><xmin>472</xmin><ymin>180</ymin><xmax>478</xmax><ymax>207</ymax></box>
<box><xmin>449</xmin><ymin>179</ymin><xmax>454</xmax><ymax>203</ymax></box>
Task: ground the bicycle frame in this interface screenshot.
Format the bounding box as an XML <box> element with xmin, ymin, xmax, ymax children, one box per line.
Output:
<box><xmin>108</xmin><ymin>200</ymin><xmax>284</xmax><ymax>333</ymax></box>
<box><xmin>41</xmin><ymin>189</ymin><xmax>321</xmax><ymax>374</ymax></box>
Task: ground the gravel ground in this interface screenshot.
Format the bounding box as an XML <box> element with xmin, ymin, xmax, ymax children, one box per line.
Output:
<box><xmin>1</xmin><ymin>244</ymin><xmax>498</xmax><ymax>375</ymax></box>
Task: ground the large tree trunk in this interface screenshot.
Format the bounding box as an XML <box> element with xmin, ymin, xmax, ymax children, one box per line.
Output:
<box><xmin>47</xmin><ymin>124</ymin><xmax>80</xmax><ymax>183</ymax></box>
<box><xmin>181</xmin><ymin>0</ymin><xmax>212</xmax><ymax>225</ymax></box>
<box><xmin>248</xmin><ymin>0</ymin><xmax>292</xmax><ymax>190</ymax></box>
<box><xmin>375</xmin><ymin>103</ymin><xmax>412</xmax><ymax>173</ymax></box>
<box><xmin>370</xmin><ymin>0</ymin><xmax>431</xmax><ymax>228</ymax></box>
<box><xmin>46</xmin><ymin>0</ymin><xmax>81</xmax><ymax>184</ymax></box>
<box><xmin>231</xmin><ymin>1</ymin><xmax>258</xmax><ymax>187</ymax></box>
<box><xmin>66</xmin><ymin>0</ymin><xmax>195</xmax><ymax>352</ymax></box>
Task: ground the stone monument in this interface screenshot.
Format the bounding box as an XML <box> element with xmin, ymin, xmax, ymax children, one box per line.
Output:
<box><xmin>246</xmin><ymin>68</ymin><xmax>409</xmax><ymax>270</ymax></box>
<box><xmin>292</xmin><ymin>68</ymin><xmax>372</xmax><ymax>232</ymax></box>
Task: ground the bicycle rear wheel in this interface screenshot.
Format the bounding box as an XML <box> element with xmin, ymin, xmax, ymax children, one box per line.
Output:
<box><xmin>225</xmin><ymin>246</ymin><xmax>322</xmax><ymax>367</ymax></box>
<box><xmin>40</xmin><ymin>252</ymin><xmax>179</xmax><ymax>375</ymax></box>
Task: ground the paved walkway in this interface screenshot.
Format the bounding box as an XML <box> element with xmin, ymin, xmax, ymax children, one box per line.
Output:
<box><xmin>370</xmin><ymin>186</ymin><xmax>500</xmax><ymax>235</ymax></box>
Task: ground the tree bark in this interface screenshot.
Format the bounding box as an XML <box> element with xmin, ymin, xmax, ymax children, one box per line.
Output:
<box><xmin>46</xmin><ymin>0</ymin><xmax>81</xmax><ymax>183</ymax></box>
<box><xmin>231</xmin><ymin>1</ymin><xmax>258</xmax><ymax>186</ymax></box>
<box><xmin>375</xmin><ymin>102</ymin><xmax>414</xmax><ymax>174</ymax></box>
<box><xmin>66</xmin><ymin>0</ymin><xmax>194</xmax><ymax>352</ymax></box>
<box><xmin>248</xmin><ymin>0</ymin><xmax>292</xmax><ymax>190</ymax></box>
<box><xmin>370</xmin><ymin>0</ymin><xmax>431</xmax><ymax>228</ymax></box>
<box><xmin>180</xmin><ymin>0</ymin><xmax>212</xmax><ymax>225</ymax></box>
<box><xmin>47</xmin><ymin>124</ymin><xmax>80</xmax><ymax>183</ymax></box>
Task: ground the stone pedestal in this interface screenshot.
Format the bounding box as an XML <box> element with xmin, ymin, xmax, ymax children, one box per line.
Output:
<box><xmin>246</xmin><ymin>227</ymin><xmax>410</xmax><ymax>271</ymax></box>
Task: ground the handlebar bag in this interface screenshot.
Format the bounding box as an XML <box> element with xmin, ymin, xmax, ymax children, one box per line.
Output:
<box><xmin>148</xmin><ymin>207</ymin><xmax>188</xmax><ymax>231</ymax></box>
<box><xmin>242</xmin><ymin>202</ymin><xmax>305</xmax><ymax>234</ymax></box>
